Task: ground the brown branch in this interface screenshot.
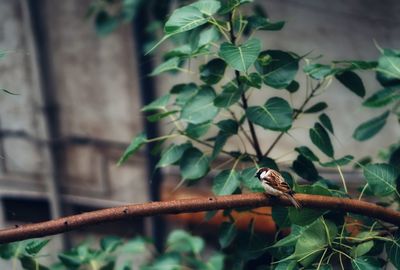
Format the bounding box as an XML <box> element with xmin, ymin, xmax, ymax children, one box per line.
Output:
<box><xmin>228</xmin><ymin>12</ymin><xmax>263</xmax><ymax>160</ymax></box>
<box><xmin>1</xmin><ymin>193</ymin><xmax>400</xmax><ymax>244</ymax></box>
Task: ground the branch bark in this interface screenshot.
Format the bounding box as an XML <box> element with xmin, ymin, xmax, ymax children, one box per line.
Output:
<box><xmin>1</xmin><ymin>193</ymin><xmax>399</xmax><ymax>244</ymax></box>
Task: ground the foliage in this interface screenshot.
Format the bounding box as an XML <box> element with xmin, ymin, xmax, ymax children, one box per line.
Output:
<box><xmin>0</xmin><ymin>232</ymin><xmax>225</xmax><ymax>270</ymax></box>
<box><xmin>94</xmin><ymin>0</ymin><xmax>400</xmax><ymax>268</ymax></box>
<box><xmin>3</xmin><ymin>0</ymin><xmax>400</xmax><ymax>269</ymax></box>
<box><xmin>111</xmin><ymin>0</ymin><xmax>400</xmax><ymax>267</ymax></box>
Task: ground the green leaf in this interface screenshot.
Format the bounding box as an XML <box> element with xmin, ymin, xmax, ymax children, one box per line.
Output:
<box><xmin>239</xmin><ymin>73</ymin><xmax>262</xmax><ymax>89</ymax></box>
<box><xmin>147</xmin><ymin>110</ymin><xmax>178</xmax><ymax>122</ymax></box>
<box><xmin>386</xmin><ymin>231</ymin><xmax>400</xmax><ymax>269</ymax></box>
<box><xmin>95</xmin><ymin>11</ymin><xmax>119</xmax><ymax>36</ymax></box>
<box><xmin>335</xmin><ymin>70</ymin><xmax>366</xmax><ymax>97</ymax></box>
<box><xmin>216</xmin><ymin>119</ymin><xmax>238</xmax><ymax>135</ymax></box>
<box><xmin>171</xmin><ymin>83</ymin><xmax>197</xmax><ymax>104</ymax></box>
<box><xmin>121</xmin><ymin>237</ymin><xmax>149</xmax><ymax>253</ymax></box>
<box><xmin>239</xmin><ymin>167</ymin><xmax>264</xmax><ymax>192</ymax></box>
<box><xmin>303</xmin><ymin>102</ymin><xmax>327</xmax><ymax>114</ymax></box>
<box><xmin>363</xmin><ymin>163</ymin><xmax>399</xmax><ymax>196</ymax></box>
<box><xmin>200</xmin><ymin>58</ymin><xmax>227</xmax><ymax>85</ymax></box>
<box><xmin>256</xmin><ymin>50</ymin><xmax>299</xmax><ymax>89</ymax></box>
<box><xmin>150</xmin><ymin>57</ymin><xmax>181</xmax><ymax>76</ymax></box>
<box><xmin>142</xmin><ymin>253</ymin><xmax>181</xmax><ymax>270</ymax></box>
<box><xmin>219</xmin><ymin>0</ymin><xmax>253</xmax><ymax>14</ymax></box>
<box><xmin>180</xmin><ymin>147</ymin><xmax>209</xmax><ymax>180</ymax></box>
<box><xmin>376</xmin><ymin>49</ymin><xmax>400</xmax><ymax>86</ymax></box>
<box><xmin>351</xmin><ymin>241</ymin><xmax>374</xmax><ymax>258</ymax></box>
<box><xmin>319</xmin><ymin>155</ymin><xmax>354</xmax><ymax>167</ymax></box>
<box><xmin>351</xmin><ymin>256</ymin><xmax>383</xmax><ymax>270</ymax></box>
<box><xmin>319</xmin><ymin>113</ymin><xmax>334</xmax><ymax>134</ymax></box>
<box><xmin>274</xmin><ymin>261</ymin><xmax>298</xmax><ymax>270</ymax></box>
<box><xmin>100</xmin><ymin>236</ymin><xmax>123</xmax><ymax>253</ymax></box>
<box><xmin>247</xmin><ymin>15</ymin><xmax>285</xmax><ymax>31</ymax></box>
<box><xmin>164</xmin><ymin>44</ymin><xmax>192</xmax><ymax>58</ymax></box>
<box><xmin>293</xmin><ymin>219</ymin><xmax>337</xmax><ymax>267</ymax></box>
<box><xmin>289</xmin><ymin>186</ymin><xmax>331</xmax><ymax>225</ymax></box>
<box><xmin>186</xmin><ymin>121</ymin><xmax>212</xmax><ymax>138</ymax></box>
<box><xmin>25</xmin><ymin>239</ymin><xmax>50</xmax><ymax>256</ymax></box>
<box><xmin>142</xmin><ymin>94</ymin><xmax>170</xmax><ymax>112</ymax></box>
<box><xmin>164</xmin><ymin>6</ymin><xmax>208</xmax><ymax>35</ymax></box>
<box><xmin>214</xmin><ymin>82</ymin><xmax>242</xmax><ymax>108</ymax></box>
<box><xmin>167</xmin><ymin>230</ymin><xmax>204</xmax><ymax>254</ymax></box>
<box><xmin>181</xmin><ymin>86</ymin><xmax>219</xmax><ymax>124</ymax></box>
<box><xmin>303</xmin><ymin>64</ymin><xmax>334</xmax><ymax>80</ymax></box>
<box><xmin>362</xmin><ymin>87</ymin><xmax>400</xmax><ymax>108</ymax></box>
<box><xmin>219</xmin><ymin>222</ymin><xmax>237</xmax><ymax>248</ymax></box>
<box><xmin>353</xmin><ymin>111</ymin><xmax>390</xmax><ymax>141</ymax></box>
<box><xmin>207</xmin><ymin>253</ymin><xmax>225</xmax><ymax>270</ymax></box>
<box><xmin>309</xmin><ymin>123</ymin><xmax>334</xmax><ymax>158</ymax></box>
<box><xmin>271</xmin><ymin>225</ymin><xmax>304</xmax><ymax>248</ymax></box>
<box><xmin>189</xmin><ymin>0</ymin><xmax>221</xmax><ymax>16</ymax></box>
<box><xmin>157</xmin><ymin>143</ymin><xmax>192</xmax><ymax>168</ymax></box>
<box><xmin>292</xmin><ymin>154</ymin><xmax>319</xmax><ymax>182</ymax></box>
<box><xmin>295</xmin><ymin>146</ymin><xmax>319</xmax><ymax>162</ymax></box>
<box><xmin>286</xmin><ymin>81</ymin><xmax>299</xmax><ymax>93</ymax></box>
<box><xmin>196</xmin><ymin>26</ymin><xmax>220</xmax><ymax>49</ymax></box>
<box><xmin>332</xmin><ymin>60</ymin><xmax>378</xmax><ymax>70</ymax></box>
<box><xmin>211</xmin><ymin>132</ymin><xmax>230</xmax><ymax>160</ymax></box>
<box><xmin>212</xmin><ymin>169</ymin><xmax>240</xmax><ymax>195</ymax></box>
<box><xmin>272</xmin><ymin>206</ymin><xmax>290</xmax><ymax>228</ymax></box>
<box><xmin>118</xmin><ymin>133</ymin><xmax>147</xmax><ymax>165</ymax></box>
<box><xmin>19</xmin><ymin>255</ymin><xmax>50</xmax><ymax>270</ymax></box>
<box><xmin>170</xmin><ymin>83</ymin><xmax>191</xmax><ymax>94</ymax></box>
<box><xmin>246</xmin><ymin>97</ymin><xmax>293</xmax><ymax>131</ymax></box>
<box><xmin>58</xmin><ymin>251</ymin><xmax>82</xmax><ymax>268</ymax></box>
<box><xmin>0</xmin><ymin>243</ymin><xmax>18</xmax><ymax>259</ymax></box>
<box><xmin>219</xmin><ymin>38</ymin><xmax>261</xmax><ymax>72</ymax></box>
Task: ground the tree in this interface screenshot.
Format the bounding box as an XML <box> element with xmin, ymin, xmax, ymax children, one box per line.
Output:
<box><xmin>1</xmin><ymin>1</ymin><xmax>400</xmax><ymax>269</ymax></box>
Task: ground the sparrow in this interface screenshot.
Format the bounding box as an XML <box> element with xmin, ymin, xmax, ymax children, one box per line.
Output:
<box><xmin>255</xmin><ymin>167</ymin><xmax>301</xmax><ymax>209</ymax></box>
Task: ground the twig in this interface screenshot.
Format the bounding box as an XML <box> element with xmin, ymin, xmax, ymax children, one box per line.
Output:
<box><xmin>1</xmin><ymin>193</ymin><xmax>400</xmax><ymax>243</ymax></box>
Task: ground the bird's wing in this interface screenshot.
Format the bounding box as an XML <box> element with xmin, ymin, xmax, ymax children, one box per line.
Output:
<box><xmin>264</xmin><ymin>172</ymin><xmax>291</xmax><ymax>193</ymax></box>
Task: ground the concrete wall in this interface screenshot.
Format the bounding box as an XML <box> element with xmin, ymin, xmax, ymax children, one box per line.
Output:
<box><xmin>0</xmin><ymin>0</ymin><xmax>149</xmax><ymax>217</ymax></box>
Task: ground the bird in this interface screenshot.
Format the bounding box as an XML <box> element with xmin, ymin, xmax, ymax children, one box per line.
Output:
<box><xmin>254</xmin><ymin>167</ymin><xmax>301</xmax><ymax>209</ymax></box>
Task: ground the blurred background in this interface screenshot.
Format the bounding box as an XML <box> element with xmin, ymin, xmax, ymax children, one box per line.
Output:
<box><xmin>0</xmin><ymin>0</ymin><xmax>399</xmax><ymax>265</ymax></box>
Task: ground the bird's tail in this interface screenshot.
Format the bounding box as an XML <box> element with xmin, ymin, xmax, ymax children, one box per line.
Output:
<box><xmin>284</xmin><ymin>193</ymin><xmax>301</xmax><ymax>209</ymax></box>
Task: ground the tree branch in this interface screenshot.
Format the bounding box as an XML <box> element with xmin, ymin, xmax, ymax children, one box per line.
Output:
<box><xmin>1</xmin><ymin>193</ymin><xmax>399</xmax><ymax>244</ymax></box>
<box><xmin>228</xmin><ymin>12</ymin><xmax>263</xmax><ymax>160</ymax></box>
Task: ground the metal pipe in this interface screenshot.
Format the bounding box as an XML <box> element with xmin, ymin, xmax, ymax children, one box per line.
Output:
<box><xmin>26</xmin><ymin>0</ymin><xmax>67</xmax><ymax>248</ymax></box>
<box><xmin>131</xmin><ymin>6</ymin><xmax>165</xmax><ymax>251</ymax></box>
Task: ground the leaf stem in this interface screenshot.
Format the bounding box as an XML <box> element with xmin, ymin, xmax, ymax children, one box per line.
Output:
<box><xmin>316</xmin><ymin>248</ymin><xmax>328</xmax><ymax>270</ymax></box>
<box><xmin>146</xmin><ymin>134</ymin><xmax>179</xmax><ymax>143</ymax></box>
<box><xmin>358</xmin><ymin>183</ymin><xmax>369</xmax><ymax>200</ymax></box>
<box><xmin>337</xmin><ymin>165</ymin><xmax>348</xmax><ymax>194</ymax></box>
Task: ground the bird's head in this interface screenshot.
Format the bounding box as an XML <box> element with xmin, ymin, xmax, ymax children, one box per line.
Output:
<box><xmin>254</xmin><ymin>167</ymin><xmax>270</xmax><ymax>181</ymax></box>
